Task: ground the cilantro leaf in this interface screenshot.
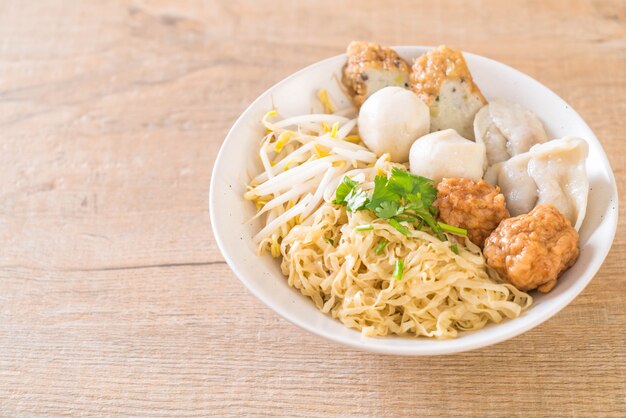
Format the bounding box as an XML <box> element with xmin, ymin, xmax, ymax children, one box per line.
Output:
<box><xmin>333</xmin><ymin>176</ymin><xmax>358</xmax><ymax>205</ymax></box>
<box><xmin>375</xmin><ymin>201</ymin><xmax>403</xmax><ymax>219</ymax></box>
<box><xmin>366</xmin><ymin>175</ymin><xmax>400</xmax><ymax>211</ymax></box>
<box><xmin>388</xmin><ymin>168</ymin><xmax>436</xmax><ymax>206</ymax></box>
<box><xmin>415</xmin><ymin>180</ymin><xmax>437</xmax><ymax>207</ymax></box>
<box><xmin>387</xmin><ymin>168</ymin><xmax>415</xmax><ymax>196</ymax></box>
<box><xmin>404</xmin><ymin>192</ymin><xmax>426</xmax><ymax>212</ymax></box>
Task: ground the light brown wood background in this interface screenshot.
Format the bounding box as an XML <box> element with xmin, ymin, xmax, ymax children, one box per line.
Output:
<box><xmin>0</xmin><ymin>0</ymin><xmax>624</xmax><ymax>416</ymax></box>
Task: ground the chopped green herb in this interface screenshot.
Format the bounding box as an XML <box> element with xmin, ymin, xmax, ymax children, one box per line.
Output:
<box><xmin>333</xmin><ymin>176</ymin><xmax>358</xmax><ymax>205</ymax></box>
<box><xmin>393</xmin><ymin>214</ymin><xmax>418</xmax><ymax>223</ymax></box>
<box><xmin>345</xmin><ymin>188</ymin><xmax>368</xmax><ymax>212</ymax></box>
<box><xmin>437</xmin><ymin>222</ymin><xmax>468</xmax><ymax>236</ymax></box>
<box><xmin>333</xmin><ymin>168</ymin><xmax>453</xmax><ymax>241</ymax></box>
<box><xmin>451</xmin><ymin>244</ymin><xmax>459</xmax><ymax>255</ymax></box>
<box><xmin>366</xmin><ymin>175</ymin><xmax>400</xmax><ymax>211</ymax></box>
<box><xmin>387</xmin><ymin>168</ymin><xmax>436</xmax><ymax>206</ymax></box>
<box><xmin>374</xmin><ymin>200</ymin><xmax>403</xmax><ymax>219</ymax></box>
<box><xmin>388</xmin><ymin>218</ymin><xmax>410</xmax><ymax>236</ymax></box>
<box><xmin>324</xmin><ymin>237</ymin><xmax>334</xmax><ymax>245</ymax></box>
<box><xmin>374</xmin><ymin>239</ymin><xmax>388</xmax><ymax>254</ymax></box>
<box><xmin>392</xmin><ymin>259</ymin><xmax>404</xmax><ymax>280</ymax></box>
<box><xmin>355</xmin><ymin>224</ymin><xmax>374</xmax><ymax>231</ymax></box>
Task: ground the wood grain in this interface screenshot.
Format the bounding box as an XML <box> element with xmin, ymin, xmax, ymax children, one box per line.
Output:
<box><xmin>0</xmin><ymin>0</ymin><xmax>624</xmax><ymax>416</ymax></box>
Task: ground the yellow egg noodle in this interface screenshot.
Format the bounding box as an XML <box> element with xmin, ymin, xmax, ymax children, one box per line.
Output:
<box><xmin>281</xmin><ymin>205</ymin><xmax>531</xmax><ymax>338</ymax></box>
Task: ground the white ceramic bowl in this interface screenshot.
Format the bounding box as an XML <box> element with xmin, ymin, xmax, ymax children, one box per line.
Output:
<box><xmin>210</xmin><ymin>46</ymin><xmax>618</xmax><ymax>355</ymax></box>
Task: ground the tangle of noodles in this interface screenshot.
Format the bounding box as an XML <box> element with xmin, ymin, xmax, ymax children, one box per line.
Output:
<box><xmin>280</xmin><ymin>204</ymin><xmax>532</xmax><ymax>338</ymax></box>
<box><xmin>247</xmin><ymin>90</ymin><xmax>532</xmax><ymax>339</ymax></box>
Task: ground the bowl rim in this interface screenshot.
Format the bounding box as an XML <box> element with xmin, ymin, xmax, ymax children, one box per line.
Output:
<box><xmin>210</xmin><ymin>46</ymin><xmax>619</xmax><ymax>355</ymax></box>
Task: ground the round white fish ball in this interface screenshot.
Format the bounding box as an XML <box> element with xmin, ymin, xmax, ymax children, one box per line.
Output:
<box><xmin>358</xmin><ymin>86</ymin><xmax>430</xmax><ymax>162</ymax></box>
<box><xmin>409</xmin><ymin>129</ymin><xmax>486</xmax><ymax>182</ymax></box>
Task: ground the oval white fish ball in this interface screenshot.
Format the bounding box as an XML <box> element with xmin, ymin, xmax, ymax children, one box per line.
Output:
<box><xmin>409</xmin><ymin>129</ymin><xmax>486</xmax><ymax>182</ymax></box>
<box><xmin>358</xmin><ymin>86</ymin><xmax>430</xmax><ymax>162</ymax></box>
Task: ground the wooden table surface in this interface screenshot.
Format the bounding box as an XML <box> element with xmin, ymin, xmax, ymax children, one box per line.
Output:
<box><xmin>1</xmin><ymin>0</ymin><xmax>624</xmax><ymax>416</ymax></box>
